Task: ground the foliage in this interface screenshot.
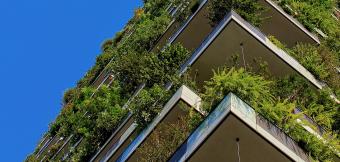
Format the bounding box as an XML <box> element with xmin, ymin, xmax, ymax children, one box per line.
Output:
<box><xmin>203</xmin><ymin>67</ymin><xmax>273</xmax><ymax>112</ymax></box>
<box><xmin>66</xmin><ymin>85</ymin><xmax>127</xmax><ymax>161</ymax></box>
<box><xmin>286</xmin><ymin>123</ymin><xmax>339</xmax><ymax>162</ymax></box>
<box><xmin>325</xmin><ymin>33</ymin><xmax>340</xmax><ymax>58</ymax></box>
<box><xmin>110</xmin><ymin>43</ymin><xmax>190</xmax><ymax>97</ymax></box>
<box><xmin>44</xmin><ymin>83</ymin><xmax>128</xmax><ymax>161</ymax></box>
<box><xmin>268</xmin><ymin>35</ymin><xmax>287</xmax><ymax>50</ymax></box>
<box><xmin>273</xmin><ymin>75</ymin><xmax>338</xmax><ymax>131</ymax></box>
<box><xmin>136</xmin><ymin>117</ymin><xmax>191</xmax><ymax>162</ymax></box>
<box><xmin>203</xmin><ymin>67</ymin><xmax>339</xmax><ymax>161</ymax></box>
<box><xmin>279</xmin><ymin>0</ymin><xmax>339</xmax><ymax>36</ymax></box>
<box><xmin>76</xmin><ymin>49</ymin><xmax>118</xmax><ymax>88</ymax></box>
<box><xmin>207</xmin><ymin>0</ymin><xmax>266</xmax><ymax>27</ymax></box>
<box><xmin>122</xmin><ymin>12</ymin><xmax>171</xmax><ymax>53</ymax></box>
<box><xmin>269</xmin><ymin>36</ymin><xmax>340</xmax><ymax>97</ymax></box>
<box><xmin>278</xmin><ymin>0</ymin><xmax>340</xmax><ymax>61</ymax></box>
<box><xmin>63</xmin><ymin>88</ymin><xmax>77</xmax><ymax>105</ymax></box>
<box><xmin>30</xmin><ymin>1</ymin><xmax>194</xmax><ymax>160</ymax></box>
<box><xmin>130</xmin><ymin>85</ymin><xmax>170</xmax><ymax>129</ymax></box>
<box><xmin>143</xmin><ymin>0</ymin><xmax>169</xmax><ymax>17</ymax></box>
<box><xmin>135</xmin><ymin>102</ymin><xmax>202</xmax><ymax>161</ymax></box>
<box><xmin>290</xmin><ymin>43</ymin><xmax>330</xmax><ymax>80</ymax></box>
<box><xmin>29</xmin><ymin>0</ymin><xmax>340</xmax><ymax>161</ymax></box>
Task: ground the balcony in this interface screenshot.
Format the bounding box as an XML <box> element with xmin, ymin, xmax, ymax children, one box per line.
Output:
<box><xmin>179</xmin><ymin>11</ymin><xmax>323</xmax><ymax>89</ymax></box>
<box><xmin>166</xmin><ymin>0</ymin><xmax>320</xmax><ymax>56</ymax></box>
<box><xmin>35</xmin><ymin>135</ymin><xmax>52</xmax><ymax>158</ymax></box>
<box><xmin>168</xmin><ymin>0</ymin><xmax>214</xmax><ymax>52</ymax></box>
<box><xmin>35</xmin><ymin>135</ymin><xmax>65</xmax><ymax>160</ymax></box>
<box><xmin>89</xmin><ymin>84</ymin><xmax>146</xmax><ymax>162</ymax></box>
<box><xmin>91</xmin><ymin>70</ymin><xmax>114</xmax><ymax>89</ymax></box>
<box><xmin>90</xmin><ymin>113</ymin><xmax>135</xmax><ymax>162</ymax></box>
<box><xmin>170</xmin><ymin>93</ymin><xmax>311</xmax><ymax>162</ymax></box>
<box><xmin>50</xmin><ymin>135</ymin><xmax>73</xmax><ymax>160</ymax></box>
<box><xmin>116</xmin><ymin>85</ymin><xmax>202</xmax><ymax>162</ymax></box>
<box><xmin>259</xmin><ymin>0</ymin><xmax>320</xmax><ymax>47</ymax></box>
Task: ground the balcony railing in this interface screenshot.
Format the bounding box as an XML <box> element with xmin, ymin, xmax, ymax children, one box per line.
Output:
<box><xmin>293</xmin><ymin>108</ymin><xmax>326</xmax><ymax>136</ymax></box>
<box><xmin>170</xmin><ymin>93</ymin><xmax>310</xmax><ymax>162</ymax></box>
<box><xmin>116</xmin><ymin>85</ymin><xmax>202</xmax><ymax>162</ymax></box>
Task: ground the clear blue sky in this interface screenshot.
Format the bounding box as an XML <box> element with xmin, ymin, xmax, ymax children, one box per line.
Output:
<box><xmin>0</xmin><ymin>0</ymin><xmax>141</xmax><ymax>161</ymax></box>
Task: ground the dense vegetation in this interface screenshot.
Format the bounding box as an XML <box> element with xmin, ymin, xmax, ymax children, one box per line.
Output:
<box><xmin>277</xmin><ymin>0</ymin><xmax>340</xmax><ymax>74</ymax></box>
<box><xmin>208</xmin><ymin>0</ymin><xmax>266</xmax><ymax>27</ymax></box>
<box><xmin>27</xmin><ymin>0</ymin><xmax>339</xmax><ymax>161</ymax></box>
<box><xmin>135</xmin><ymin>102</ymin><xmax>202</xmax><ymax>161</ymax></box>
<box><xmin>269</xmin><ymin>35</ymin><xmax>340</xmax><ymax>97</ymax></box>
<box><xmin>202</xmin><ymin>67</ymin><xmax>339</xmax><ymax>161</ymax></box>
<box><xmin>208</xmin><ymin>0</ymin><xmax>340</xmax><ymax>95</ymax></box>
<box><xmin>27</xmin><ymin>0</ymin><xmax>196</xmax><ymax>161</ymax></box>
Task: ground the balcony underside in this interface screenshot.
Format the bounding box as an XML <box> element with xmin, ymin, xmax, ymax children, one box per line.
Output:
<box><xmin>188</xmin><ymin>114</ymin><xmax>293</xmax><ymax>162</ymax></box>
<box><xmin>171</xmin><ymin>0</ymin><xmax>213</xmax><ymax>52</ymax></box>
<box><xmin>182</xmin><ymin>11</ymin><xmax>322</xmax><ymax>89</ymax></box>
<box><xmin>168</xmin><ymin>0</ymin><xmax>319</xmax><ymax>55</ymax></box>
<box><xmin>170</xmin><ymin>93</ymin><xmax>310</xmax><ymax>162</ymax></box>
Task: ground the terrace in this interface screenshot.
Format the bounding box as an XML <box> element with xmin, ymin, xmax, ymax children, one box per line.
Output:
<box><xmin>170</xmin><ymin>93</ymin><xmax>310</xmax><ymax>162</ymax></box>
<box><xmin>179</xmin><ymin>11</ymin><xmax>323</xmax><ymax>89</ymax></box>
<box><xmin>116</xmin><ymin>85</ymin><xmax>202</xmax><ymax>162</ymax></box>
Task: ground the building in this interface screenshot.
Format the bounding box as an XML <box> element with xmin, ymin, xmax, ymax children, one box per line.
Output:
<box><xmin>27</xmin><ymin>0</ymin><xmax>339</xmax><ymax>162</ymax></box>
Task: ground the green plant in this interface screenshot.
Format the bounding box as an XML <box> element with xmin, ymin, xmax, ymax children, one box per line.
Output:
<box><xmin>207</xmin><ymin>0</ymin><xmax>266</xmax><ymax>27</ymax></box>
<box><xmin>203</xmin><ymin>67</ymin><xmax>339</xmax><ymax>161</ymax></box>
<box><xmin>278</xmin><ymin>0</ymin><xmax>340</xmax><ymax>63</ymax></box>
<box><xmin>280</xmin><ymin>0</ymin><xmax>339</xmax><ymax>36</ymax></box>
<box><xmin>130</xmin><ymin>84</ymin><xmax>170</xmax><ymax>129</ymax></box>
<box><xmin>29</xmin><ymin>0</ymin><xmax>340</xmax><ymax>161</ymax></box>
<box><xmin>203</xmin><ymin>67</ymin><xmax>273</xmax><ymax>112</ymax></box>
<box><xmin>76</xmin><ymin>48</ymin><xmax>118</xmax><ymax>88</ymax></box>
<box><xmin>29</xmin><ymin>1</ymin><xmax>192</xmax><ymax>161</ymax></box>
<box><xmin>143</xmin><ymin>0</ymin><xmax>169</xmax><ymax>17</ymax></box>
<box><xmin>136</xmin><ymin>116</ymin><xmax>191</xmax><ymax>162</ymax></box>
<box><xmin>135</xmin><ymin>100</ymin><xmax>202</xmax><ymax>162</ymax></box>
<box><xmin>202</xmin><ymin>68</ymin><xmax>339</xmax><ymax>161</ymax></box>
<box><xmin>269</xmin><ymin>36</ymin><xmax>340</xmax><ymax>98</ymax></box>
<box><xmin>273</xmin><ymin>74</ymin><xmax>338</xmax><ymax>130</ymax></box>
<box><xmin>110</xmin><ymin>43</ymin><xmax>190</xmax><ymax>97</ymax></box>
<box><xmin>289</xmin><ymin>43</ymin><xmax>339</xmax><ymax>95</ymax></box>
<box><xmin>123</xmin><ymin>12</ymin><xmax>171</xmax><ymax>53</ymax></box>
<box><xmin>290</xmin><ymin>43</ymin><xmax>330</xmax><ymax>80</ymax></box>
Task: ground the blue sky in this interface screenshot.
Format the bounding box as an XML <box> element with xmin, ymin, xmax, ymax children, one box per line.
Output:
<box><xmin>0</xmin><ymin>0</ymin><xmax>141</xmax><ymax>161</ymax></box>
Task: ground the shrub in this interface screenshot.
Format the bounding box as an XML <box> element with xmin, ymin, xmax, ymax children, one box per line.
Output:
<box><xmin>269</xmin><ymin>36</ymin><xmax>340</xmax><ymax>97</ymax></box>
<box><xmin>123</xmin><ymin>12</ymin><xmax>171</xmax><ymax>53</ymax></box>
<box><xmin>203</xmin><ymin>67</ymin><xmax>273</xmax><ymax>112</ymax></box>
<box><xmin>204</xmin><ymin>67</ymin><xmax>339</xmax><ymax>161</ymax></box>
<box><xmin>130</xmin><ymin>85</ymin><xmax>170</xmax><ymax>129</ymax></box>
<box><xmin>63</xmin><ymin>88</ymin><xmax>77</xmax><ymax>104</ymax></box>
<box><xmin>274</xmin><ymin>75</ymin><xmax>339</xmax><ymax>130</ymax></box>
<box><xmin>280</xmin><ymin>0</ymin><xmax>339</xmax><ymax>36</ymax></box>
<box><xmin>207</xmin><ymin>0</ymin><xmax>266</xmax><ymax>27</ymax></box>
<box><xmin>289</xmin><ymin>43</ymin><xmax>330</xmax><ymax>80</ymax></box>
<box><xmin>278</xmin><ymin>0</ymin><xmax>340</xmax><ymax>65</ymax></box>
<box><xmin>136</xmin><ymin>103</ymin><xmax>202</xmax><ymax>162</ymax></box>
<box><xmin>144</xmin><ymin>0</ymin><xmax>169</xmax><ymax>17</ymax></box>
<box><xmin>110</xmin><ymin>43</ymin><xmax>190</xmax><ymax>97</ymax></box>
<box><xmin>136</xmin><ymin>117</ymin><xmax>191</xmax><ymax>162</ymax></box>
